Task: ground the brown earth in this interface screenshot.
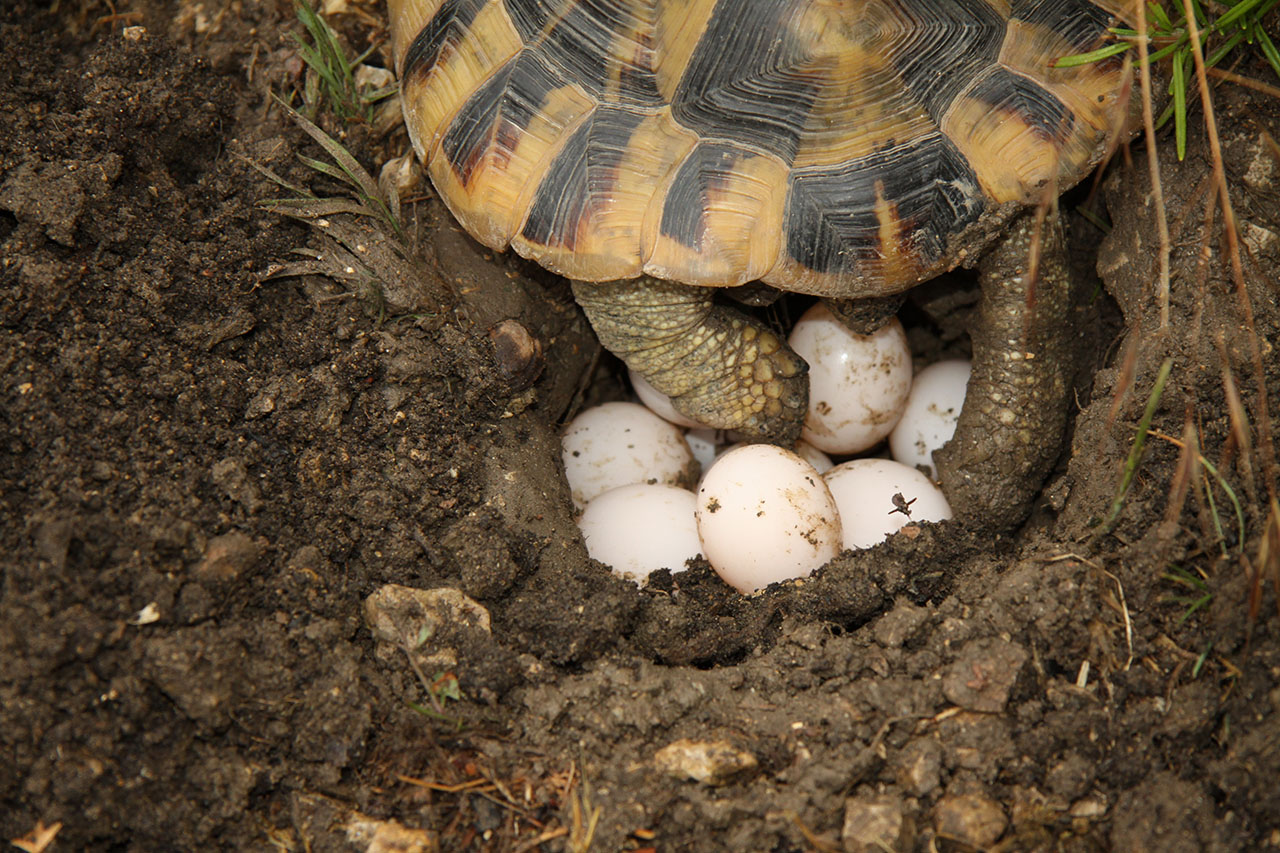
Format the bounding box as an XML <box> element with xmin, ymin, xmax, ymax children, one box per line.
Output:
<box><xmin>2</xmin><ymin>2</ymin><xmax>1279</xmax><ymax>851</ymax></box>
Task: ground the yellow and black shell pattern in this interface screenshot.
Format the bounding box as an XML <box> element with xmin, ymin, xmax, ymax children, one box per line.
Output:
<box><xmin>388</xmin><ymin>0</ymin><xmax>1130</xmax><ymax>297</ymax></box>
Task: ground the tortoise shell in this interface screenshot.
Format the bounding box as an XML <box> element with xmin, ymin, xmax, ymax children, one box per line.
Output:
<box><xmin>388</xmin><ymin>0</ymin><xmax>1130</xmax><ymax>297</ymax></box>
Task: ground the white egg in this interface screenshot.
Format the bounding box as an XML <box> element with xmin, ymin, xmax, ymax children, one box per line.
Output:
<box><xmin>823</xmin><ymin>458</ymin><xmax>952</xmax><ymax>550</ymax></box>
<box><xmin>562</xmin><ymin>402</ymin><xmax>697</xmax><ymax>509</ymax></box>
<box><xmin>696</xmin><ymin>444</ymin><xmax>842</xmax><ymax>593</ymax></box>
<box><xmin>578</xmin><ymin>484</ymin><xmax>701</xmax><ymax>583</ymax></box>
<box><xmin>629</xmin><ymin>369</ymin><xmax>703</xmax><ymax>428</ymax></box>
<box><xmin>889</xmin><ymin>359</ymin><xmax>971</xmax><ymax>478</ymax></box>
<box><xmin>720</xmin><ymin>438</ymin><xmax>833</xmax><ymax>476</ymax></box>
<box><xmin>794</xmin><ymin>439</ymin><xmax>834</xmax><ymax>475</ymax></box>
<box><xmin>684</xmin><ymin>427</ymin><xmax>723</xmax><ymax>472</ymax></box>
<box><xmin>787</xmin><ymin>303</ymin><xmax>912</xmax><ymax>455</ymax></box>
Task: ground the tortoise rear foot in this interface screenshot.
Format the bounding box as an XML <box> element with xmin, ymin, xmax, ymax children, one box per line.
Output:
<box><xmin>935</xmin><ymin>213</ymin><xmax>1074</xmax><ymax>530</ymax></box>
<box><xmin>572</xmin><ymin>277</ymin><xmax>808</xmax><ymax>443</ymax></box>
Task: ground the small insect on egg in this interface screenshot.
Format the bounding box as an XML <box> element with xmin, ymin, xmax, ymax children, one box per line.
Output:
<box><xmin>824</xmin><ymin>459</ymin><xmax>952</xmax><ymax>550</ymax></box>
<box><xmin>890</xmin><ymin>360</ymin><xmax>971</xmax><ymax>479</ymax></box>
<box><xmin>562</xmin><ymin>402</ymin><xmax>697</xmax><ymax>509</ymax></box>
<box><xmin>787</xmin><ymin>303</ymin><xmax>912</xmax><ymax>455</ymax></box>
<box><xmin>696</xmin><ymin>444</ymin><xmax>842</xmax><ymax>594</ymax></box>
<box><xmin>578</xmin><ymin>484</ymin><xmax>701</xmax><ymax>583</ymax></box>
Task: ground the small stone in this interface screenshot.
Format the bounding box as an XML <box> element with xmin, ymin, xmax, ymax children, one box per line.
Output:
<box><xmin>842</xmin><ymin>795</ymin><xmax>913</xmax><ymax>853</ymax></box>
<box><xmin>365</xmin><ymin>585</ymin><xmax>490</xmax><ymax>645</ymax></box>
<box><xmin>345</xmin><ymin>813</ymin><xmax>437</xmax><ymax>853</ymax></box>
<box><xmin>488</xmin><ymin>319</ymin><xmax>543</xmax><ymax>391</ymax></box>
<box><xmin>192</xmin><ymin>531</ymin><xmax>262</xmax><ymax>582</ymax></box>
<box><xmin>364</xmin><ymin>585</ymin><xmax>491</xmax><ymax>671</ymax></box>
<box><xmin>1069</xmin><ymin>796</ymin><xmax>1108</xmax><ymax>819</ymax></box>
<box><xmin>653</xmin><ymin>739</ymin><xmax>757</xmax><ymax>786</ymax></box>
<box><xmin>933</xmin><ymin>793</ymin><xmax>1007</xmax><ymax>848</ymax></box>
<box><xmin>287</xmin><ymin>545</ymin><xmax>324</xmax><ymax>574</ymax></box>
<box><xmin>895</xmin><ymin>738</ymin><xmax>942</xmax><ymax>796</ymax></box>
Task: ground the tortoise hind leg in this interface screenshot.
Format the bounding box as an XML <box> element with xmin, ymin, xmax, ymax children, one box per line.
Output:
<box><xmin>935</xmin><ymin>212</ymin><xmax>1074</xmax><ymax>530</ymax></box>
<box><xmin>572</xmin><ymin>277</ymin><xmax>808</xmax><ymax>443</ymax></box>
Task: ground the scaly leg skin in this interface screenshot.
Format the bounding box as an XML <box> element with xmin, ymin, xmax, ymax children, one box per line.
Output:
<box><xmin>935</xmin><ymin>212</ymin><xmax>1074</xmax><ymax>530</ymax></box>
<box><xmin>572</xmin><ymin>277</ymin><xmax>808</xmax><ymax>443</ymax></box>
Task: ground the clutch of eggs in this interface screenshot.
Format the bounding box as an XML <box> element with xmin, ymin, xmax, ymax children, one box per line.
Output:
<box><xmin>562</xmin><ymin>331</ymin><xmax>968</xmax><ymax>593</ymax></box>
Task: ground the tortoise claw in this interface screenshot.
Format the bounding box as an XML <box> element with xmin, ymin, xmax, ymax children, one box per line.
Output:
<box><xmin>572</xmin><ymin>278</ymin><xmax>808</xmax><ymax>444</ymax></box>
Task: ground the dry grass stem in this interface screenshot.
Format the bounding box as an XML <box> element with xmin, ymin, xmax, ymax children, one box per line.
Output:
<box><xmin>1133</xmin><ymin>0</ymin><xmax>1172</xmax><ymax>329</ymax></box>
<box><xmin>1218</xmin><ymin>335</ymin><xmax>1258</xmax><ymax>506</ymax></box>
<box><xmin>1161</xmin><ymin>415</ymin><xmax>1200</xmax><ymax>535</ymax></box>
<box><xmin>1205</xmin><ymin>66</ymin><xmax>1280</xmax><ymax>99</ymax></box>
<box><xmin>1179</xmin><ymin>0</ymin><xmax>1278</xmax><ymax>505</ymax></box>
<box><xmin>1045</xmin><ymin>553</ymin><xmax>1134</xmax><ymax>670</ymax></box>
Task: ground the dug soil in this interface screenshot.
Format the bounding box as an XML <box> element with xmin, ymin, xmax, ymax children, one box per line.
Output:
<box><xmin>3</xmin><ymin>3</ymin><xmax>1279</xmax><ymax>851</ymax></box>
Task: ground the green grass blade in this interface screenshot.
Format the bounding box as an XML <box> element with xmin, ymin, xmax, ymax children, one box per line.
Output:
<box><xmin>1055</xmin><ymin>42</ymin><xmax>1132</xmax><ymax>67</ymax></box>
<box><xmin>1207</xmin><ymin>29</ymin><xmax>1249</xmax><ymax>67</ymax></box>
<box><xmin>1257</xmin><ymin>25</ymin><xmax>1280</xmax><ymax>78</ymax></box>
<box><xmin>1216</xmin><ymin>0</ymin><xmax>1271</xmax><ymax>30</ymax></box>
<box><xmin>271</xmin><ymin>94</ymin><xmax>406</xmax><ymax>240</ymax></box>
<box><xmin>274</xmin><ymin>95</ymin><xmax>381</xmax><ymax>200</ymax></box>
<box><xmin>1147</xmin><ymin>40</ymin><xmax>1187</xmax><ymax>63</ymax></box>
<box><xmin>296</xmin><ymin>154</ymin><xmax>358</xmax><ymax>188</ymax></box>
<box><xmin>1149</xmin><ymin>0</ymin><xmax>1175</xmax><ymax>31</ymax></box>
<box><xmin>1101</xmin><ymin>358</ymin><xmax>1174</xmax><ymax>532</ymax></box>
<box><xmin>1191</xmin><ymin>643</ymin><xmax>1212</xmax><ymax>677</ymax></box>
<box><xmin>1172</xmin><ymin>49</ymin><xmax>1188</xmax><ymax>159</ymax></box>
<box><xmin>1176</xmin><ymin>594</ymin><xmax>1213</xmax><ymax>624</ymax></box>
<box><xmin>1198</xmin><ymin>455</ymin><xmax>1247</xmax><ymax>554</ymax></box>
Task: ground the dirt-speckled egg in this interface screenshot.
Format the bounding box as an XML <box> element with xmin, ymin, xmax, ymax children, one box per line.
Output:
<box><xmin>889</xmin><ymin>359</ymin><xmax>971</xmax><ymax>479</ymax></box>
<box><xmin>788</xmin><ymin>303</ymin><xmax>912</xmax><ymax>455</ymax></box>
<box><xmin>579</xmin><ymin>483</ymin><xmax>701</xmax><ymax>583</ymax></box>
<box><xmin>824</xmin><ymin>458</ymin><xmax>952</xmax><ymax>549</ymax></box>
<box><xmin>696</xmin><ymin>444</ymin><xmax>842</xmax><ymax>593</ymax></box>
<box><xmin>562</xmin><ymin>402</ymin><xmax>697</xmax><ymax>509</ymax></box>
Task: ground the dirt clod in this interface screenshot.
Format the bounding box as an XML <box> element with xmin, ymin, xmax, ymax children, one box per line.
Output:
<box><xmin>842</xmin><ymin>794</ymin><xmax>913</xmax><ymax>853</ymax></box>
<box><xmin>933</xmin><ymin>793</ymin><xmax>1008</xmax><ymax>848</ymax></box>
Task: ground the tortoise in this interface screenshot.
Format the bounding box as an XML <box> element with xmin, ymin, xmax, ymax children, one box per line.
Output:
<box><xmin>386</xmin><ymin>0</ymin><xmax>1133</xmax><ymax>528</ymax></box>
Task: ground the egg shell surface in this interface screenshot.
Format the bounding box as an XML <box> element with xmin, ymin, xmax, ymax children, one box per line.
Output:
<box><xmin>795</xmin><ymin>439</ymin><xmax>834</xmax><ymax>475</ymax></box>
<box><xmin>562</xmin><ymin>402</ymin><xmax>697</xmax><ymax>509</ymax></box>
<box><xmin>788</xmin><ymin>303</ymin><xmax>912</xmax><ymax>455</ymax></box>
<box><xmin>720</xmin><ymin>439</ymin><xmax>833</xmax><ymax>476</ymax></box>
<box><xmin>824</xmin><ymin>458</ymin><xmax>952</xmax><ymax>550</ymax></box>
<box><xmin>578</xmin><ymin>484</ymin><xmax>701</xmax><ymax>583</ymax></box>
<box><xmin>630</xmin><ymin>369</ymin><xmax>703</xmax><ymax>429</ymax></box>
<box><xmin>696</xmin><ymin>444</ymin><xmax>842</xmax><ymax>594</ymax></box>
<box><xmin>889</xmin><ymin>360</ymin><xmax>971</xmax><ymax>478</ymax></box>
<box><xmin>685</xmin><ymin>427</ymin><xmax>722</xmax><ymax>472</ymax></box>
